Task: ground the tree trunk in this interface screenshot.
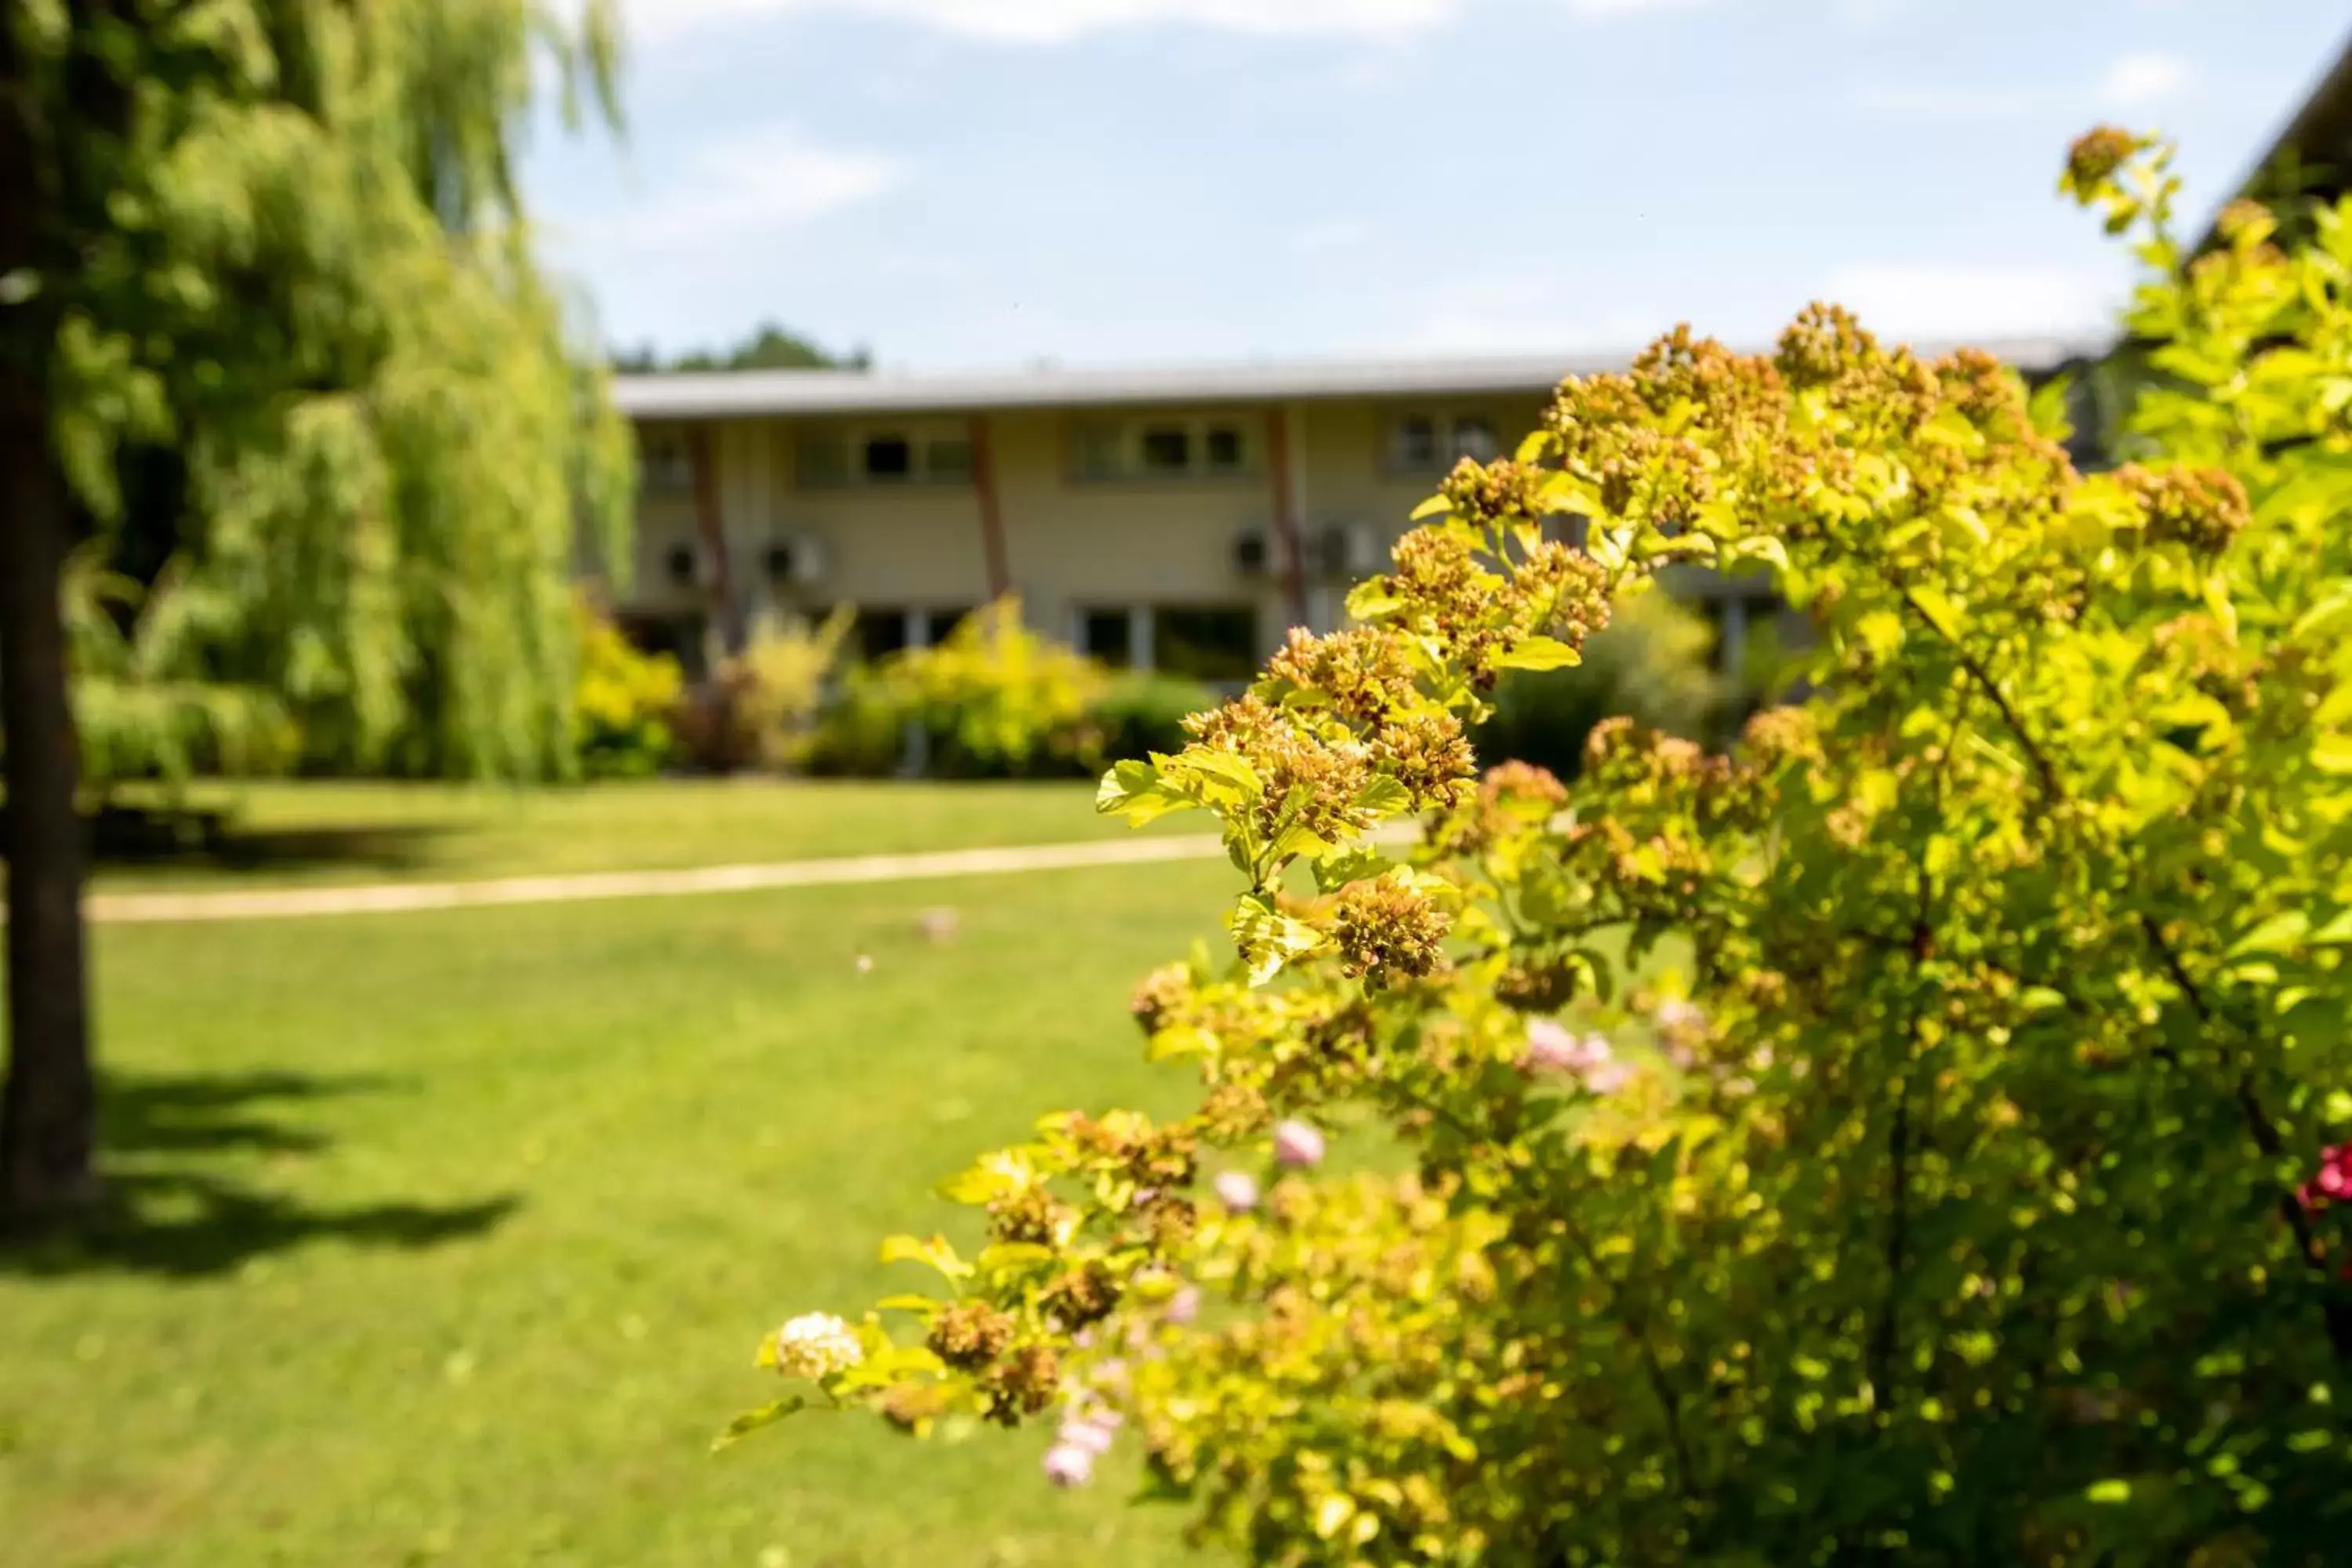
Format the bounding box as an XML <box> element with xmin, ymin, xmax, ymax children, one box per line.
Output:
<box><xmin>0</xmin><ymin>13</ymin><xmax>98</xmax><ymax>1229</ymax></box>
<box><xmin>0</xmin><ymin>403</ymin><xmax>96</xmax><ymax>1228</ymax></box>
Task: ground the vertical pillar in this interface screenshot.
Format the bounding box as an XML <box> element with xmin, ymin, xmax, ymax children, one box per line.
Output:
<box><xmin>1267</xmin><ymin>405</ymin><xmax>1311</xmax><ymax>631</ymax></box>
<box><xmin>687</xmin><ymin>423</ymin><xmax>744</xmax><ymax>659</ymax></box>
<box><xmin>969</xmin><ymin>415</ymin><xmax>1012</xmax><ymax>604</ymax></box>
<box><xmin>1721</xmin><ymin>596</ymin><xmax>1751</xmax><ymax>685</ymax></box>
<box><xmin>1131</xmin><ymin>605</ymin><xmax>1155</xmax><ymax>672</ymax></box>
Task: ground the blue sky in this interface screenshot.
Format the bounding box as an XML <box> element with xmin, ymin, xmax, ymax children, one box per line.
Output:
<box><xmin>522</xmin><ymin>2</ymin><xmax>2350</xmax><ymax>370</ymax></box>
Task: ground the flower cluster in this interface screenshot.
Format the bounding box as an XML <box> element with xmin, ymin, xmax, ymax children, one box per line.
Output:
<box><xmin>769</xmin><ymin>1313</ymin><xmax>862</xmax><ymax>1381</ymax></box>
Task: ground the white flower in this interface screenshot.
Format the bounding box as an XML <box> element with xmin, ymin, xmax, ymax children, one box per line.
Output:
<box><xmin>1214</xmin><ymin>1171</ymin><xmax>1260</xmax><ymax>1214</ymax></box>
<box><xmin>1044</xmin><ymin>1442</ymin><xmax>1095</xmax><ymax>1488</ymax></box>
<box><xmin>772</xmin><ymin>1312</ymin><xmax>862</xmax><ymax>1381</ymax></box>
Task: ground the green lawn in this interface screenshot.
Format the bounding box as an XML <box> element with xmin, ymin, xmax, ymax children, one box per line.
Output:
<box><xmin>0</xmin><ymin>858</ymin><xmax>1234</xmax><ymax>1567</ymax></box>
<box><xmin>89</xmin><ymin>779</ymin><xmax>1179</xmax><ymax>894</ymax></box>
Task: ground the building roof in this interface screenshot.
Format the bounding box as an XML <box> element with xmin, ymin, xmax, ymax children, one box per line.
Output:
<box><xmin>612</xmin><ymin>337</ymin><xmax>2109</xmax><ymax>421</ymax></box>
<box><xmin>2226</xmin><ymin>28</ymin><xmax>2352</xmax><ymax>208</ymax></box>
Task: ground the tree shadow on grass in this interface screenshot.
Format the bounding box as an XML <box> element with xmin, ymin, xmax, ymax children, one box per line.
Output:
<box><xmin>76</xmin><ymin>807</ymin><xmax>459</xmax><ymax>880</ymax></box>
<box><xmin>0</xmin><ymin>1069</ymin><xmax>520</xmax><ymax>1278</ymax></box>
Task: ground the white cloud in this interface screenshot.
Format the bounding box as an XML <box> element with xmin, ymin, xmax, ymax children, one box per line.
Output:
<box><xmin>1823</xmin><ymin>263</ymin><xmax>2118</xmax><ymax>342</ymax></box>
<box><xmin>623</xmin><ymin>0</ymin><xmax>1730</xmax><ymax>47</ymax></box>
<box><xmin>625</xmin><ymin>0</ymin><xmax>1461</xmax><ymax>47</ymax></box>
<box><xmin>1562</xmin><ymin>0</ymin><xmax>1715</xmax><ymax>16</ymax></box>
<box><xmin>564</xmin><ymin>126</ymin><xmax>902</xmax><ymax>253</ymax></box>
<box><xmin>2096</xmin><ymin>51</ymin><xmax>2192</xmax><ymax>109</ymax></box>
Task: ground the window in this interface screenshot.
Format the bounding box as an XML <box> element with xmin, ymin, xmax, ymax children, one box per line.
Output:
<box><xmin>1153</xmin><ymin>606</ymin><xmax>1258</xmax><ymax>684</ymax></box>
<box><xmin>1204</xmin><ymin>425</ymin><xmax>1247</xmax><ymax>474</ymax></box>
<box><xmin>862</xmin><ymin>434</ymin><xmax>914</xmax><ymax>481</ymax></box>
<box><xmin>1386</xmin><ymin>410</ymin><xmax>1507</xmax><ymax>473</ymax></box>
<box><xmin>1073</xmin><ymin>423</ymin><xmax>1124</xmax><ymax>481</ymax></box>
<box><xmin>856</xmin><ymin>608</ymin><xmax>911</xmax><ymax>662</ymax></box>
<box><xmin>1069</xmin><ymin>416</ymin><xmax>1258</xmax><ymax>482</ymax></box>
<box><xmin>797</xmin><ymin>432</ymin><xmax>851</xmax><ymax>487</ymax></box>
<box><xmin>1390</xmin><ymin>416</ymin><xmax>1438</xmax><ymax>471</ymax></box>
<box><xmin>1452</xmin><ymin>416</ymin><xmax>1499</xmax><ymax>463</ymax></box>
<box><xmin>1079</xmin><ymin>608</ymin><xmax>1134</xmax><ymax>667</ymax></box>
<box><xmin>925</xmin><ymin>436</ymin><xmax>974</xmax><ymax>483</ymax></box>
<box><xmin>640</xmin><ymin>429</ymin><xmax>697</xmax><ymax>493</ymax></box>
<box><xmin>1140</xmin><ymin>426</ymin><xmax>1192</xmax><ymax>474</ymax></box>
<box><xmin>797</xmin><ymin>423</ymin><xmax>972</xmax><ymax>489</ymax></box>
<box><xmin>923</xmin><ymin>606</ymin><xmax>975</xmax><ymax>644</ymax></box>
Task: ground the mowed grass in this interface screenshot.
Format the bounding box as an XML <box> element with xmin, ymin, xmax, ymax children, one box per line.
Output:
<box><xmin>0</xmin><ymin>860</ymin><xmax>1236</xmax><ymax>1567</ymax></box>
<box><xmin>89</xmin><ymin>778</ymin><xmax>1180</xmax><ymax>894</ymax></box>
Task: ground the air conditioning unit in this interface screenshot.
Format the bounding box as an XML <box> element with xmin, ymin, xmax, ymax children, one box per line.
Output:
<box><xmin>664</xmin><ymin>540</ymin><xmax>719</xmax><ymax>590</ymax></box>
<box><xmin>1232</xmin><ymin>528</ymin><xmax>1273</xmax><ymax>579</ymax></box>
<box><xmin>1314</xmin><ymin>524</ymin><xmax>1384</xmax><ymax>581</ymax></box>
<box><xmin>763</xmin><ymin>532</ymin><xmax>830</xmax><ymax>587</ymax></box>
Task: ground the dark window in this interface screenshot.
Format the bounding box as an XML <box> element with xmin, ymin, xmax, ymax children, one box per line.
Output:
<box><xmin>664</xmin><ymin>543</ymin><xmax>698</xmax><ymax>586</ymax></box>
<box><xmin>926</xmin><ymin>435</ymin><xmax>974</xmax><ymax>483</ymax></box>
<box><xmin>924</xmin><ymin>606</ymin><xmax>975</xmax><ymax>644</ymax></box>
<box><xmin>1452</xmin><ymin>416</ymin><xmax>1499</xmax><ymax>463</ymax></box>
<box><xmin>1140</xmin><ymin>427</ymin><xmax>1192</xmax><ymax>474</ymax></box>
<box><xmin>1204</xmin><ymin>425</ymin><xmax>1247</xmax><ymax>473</ymax></box>
<box><xmin>1072</xmin><ymin>422</ymin><xmax>1123</xmax><ymax>480</ymax></box>
<box><xmin>642</xmin><ymin>433</ymin><xmax>696</xmax><ymax>492</ymax></box>
<box><xmin>857</xmin><ymin>608</ymin><xmax>910</xmax><ymax>662</ymax></box>
<box><xmin>1153</xmin><ymin>606</ymin><xmax>1258</xmax><ymax>684</ymax></box>
<box><xmin>797</xmin><ymin>434</ymin><xmax>851</xmax><ymax>488</ymax></box>
<box><xmin>1080</xmin><ymin>609</ymin><xmax>1134</xmax><ymax>666</ymax></box>
<box><xmin>863</xmin><ymin>434</ymin><xmax>914</xmax><ymax>481</ymax></box>
<box><xmin>1392</xmin><ymin>416</ymin><xmax>1438</xmax><ymax>470</ymax></box>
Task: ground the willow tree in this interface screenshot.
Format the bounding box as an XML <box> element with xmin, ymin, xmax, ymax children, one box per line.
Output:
<box><xmin>0</xmin><ymin>0</ymin><xmax>634</xmax><ymax>1227</ymax></box>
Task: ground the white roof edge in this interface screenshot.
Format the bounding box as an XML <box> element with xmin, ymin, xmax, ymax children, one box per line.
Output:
<box><xmin>612</xmin><ymin>338</ymin><xmax>2114</xmax><ymax>421</ymax></box>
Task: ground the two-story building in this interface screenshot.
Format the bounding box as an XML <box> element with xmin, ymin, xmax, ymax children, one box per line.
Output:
<box><xmin>603</xmin><ymin>341</ymin><xmax>2101</xmax><ymax>684</ymax></box>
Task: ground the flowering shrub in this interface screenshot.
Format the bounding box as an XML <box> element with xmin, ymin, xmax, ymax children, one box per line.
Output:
<box><xmin>572</xmin><ymin>601</ymin><xmax>683</xmax><ymax>779</ymax></box>
<box><xmin>877</xmin><ymin>598</ymin><xmax>1110</xmax><ymax>777</ymax></box>
<box><xmin>732</xmin><ymin>133</ymin><xmax>2352</xmax><ymax>1565</ymax></box>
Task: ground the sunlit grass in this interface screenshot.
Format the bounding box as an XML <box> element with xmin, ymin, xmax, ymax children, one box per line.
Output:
<box><xmin>0</xmin><ymin>861</ymin><xmax>1232</xmax><ymax>1567</ymax></box>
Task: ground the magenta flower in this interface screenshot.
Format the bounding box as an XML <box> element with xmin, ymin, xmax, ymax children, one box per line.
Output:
<box><xmin>1214</xmin><ymin>1171</ymin><xmax>1260</xmax><ymax>1214</ymax></box>
<box><xmin>1167</xmin><ymin>1284</ymin><xmax>1203</xmax><ymax>1326</ymax></box>
<box><xmin>1043</xmin><ymin>1443</ymin><xmax>1095</xmax><ymax>1488</ymax></box>
<box><xmin>1585</xmin><ymin>1059</ymin><xmax>1635</xmax><ymax>1096</ymax></box>
<box><xmin>2302</xmin><ymin>1145</ymin><xmax>2352</xmax><ymax>1210</ymax></box>
<box><xmin>1273</xmin><ymin>1120</ymin><xmax>1326</xmax><ymax>1169</ymax></box>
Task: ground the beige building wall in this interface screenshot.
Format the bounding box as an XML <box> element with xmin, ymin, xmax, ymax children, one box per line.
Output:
<box><xmin>608</xmin><ymin>387</ymin><xmax>1787</xmax><ymax>675</ymax></box>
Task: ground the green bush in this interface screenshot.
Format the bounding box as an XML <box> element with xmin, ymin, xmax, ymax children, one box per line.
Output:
<box><xmin>1469</xmin><ymin>587</ymin><xmax>1725</xmax><ymax>777</ymax></box>
<box><xmin>739</xmin><ymin>131</ymin><xmax>2352</xmax><ymax>1566</ymax></box>
<box><xmin>571</xmin><ymin>602</ymin><xmax>682</xmax><ymax>779</ymax></box>
<box><xmin>1087</xmin><ymin>671</ymin><xmax>1219</xmax><ymax>765</ymax></box>
<box><xmin>804</xmin><ymin>664</ymin><xmax>912</xmax><ymax>778</ymax></box>
<box><xmin>805</xmin><ymin>600</ymin><xmax>1111</xmax><ymax>779</ymax></box>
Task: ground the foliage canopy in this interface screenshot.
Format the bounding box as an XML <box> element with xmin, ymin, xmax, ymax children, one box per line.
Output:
<box><xmin>738</xmin><ymin>130</ymin><xmax>2352</xmax><ymax>1566</ymax></box>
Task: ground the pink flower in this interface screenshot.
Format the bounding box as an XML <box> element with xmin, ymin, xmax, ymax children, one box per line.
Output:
<box><xmin>1522</xmin><ymin>1019</ymin><xmax>1613</xmax><ymax>1077</ymax></box>
<box><xmin>1058</xmin><ymin>1413</ymin><xmax>1118</xmax><ymax>1455</ymax></box>
<box><xmin>1044</xmin><ymin>1443</ymin><xmax>1095</xmax><ymax>1488</ymax></box>
<box><xmin>1167</xmin><ymin>1284</ymin><xmax>1203</xmax><ymax>1326</ymax></box>
<box><xmin>1585</xmin><ymin>1059</ymin><xmax>1635</xmax><ymax>1096</ymax></box>
<box><xmin>1214</xmin><ymin>1171</ymin><xmax>1260</xmax><ymax>1214</ymax></box>
<box><xmin>1273</xmin><ymin>1120</ymin><xmax>1326</xmax><ymax>1169</ymax></box>
<box><xmin>1653</xmin><ymin>997</ymin><xmax>1704</xmax><ymax>1033</ymax></box>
